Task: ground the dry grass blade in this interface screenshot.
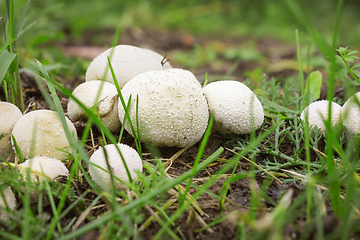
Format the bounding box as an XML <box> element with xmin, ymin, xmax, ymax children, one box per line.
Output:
<box><xmin>139</xmin><ymin>198</ymin><xmax>177</xmax><ymax>231</ymax></box>
<box><xmin>225</xmin><ymin>147</ymin><xmax>283</xmax><ymax>187</ymax></box>
<box><xmin>280</xmin><ymin>169</ymin><xmax>345</xmax><ymax>199</ymax></box>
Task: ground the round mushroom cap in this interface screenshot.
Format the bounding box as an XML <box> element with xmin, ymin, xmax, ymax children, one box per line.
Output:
<box><xmin>88</xmin><ymin>143</ymin><xmax>143</xmax><ymax>191</ymax></box>
<box><xmin>341</xmin><ymin>92</ymin><xmax>360</xmax><ymax>135</ymax></box>
<box><xmin>12</xmin><ymin>110</ymin><xmax>77</xmax><ymax>160</ymax></box>
<box><xmin>0</xmin><ymin>102</ymin><xmax>22</xmax><ymax>161</ymax></box>
<box><xmin>300</xmin><ymin>100</ymin><xmax>342</xmax><ymax>133</ymax></box>
<box><xmin>0</xmin><ymin>186</ymin><xmax>17</xmax><ymax>221</ymax></box>
<box><xmin>19</xmin><ymin>156</ymin><xmax>69</xmax><ymax>182</ymax></box>
<box><xmin>67</xmin><ymin>81</ymin><xmax>120</xmax><ymax>132</ymax></box>
<box><xmin>85</xmin><ymin>45</ymin><xmax>172</xmax><ymax>89</ymax></box>
<box><xmin>203</xmin><ymin>80</ymin><xmax>264</xmax><ymax>135</ymax></box>
<box><xmin>118</xmin><ymin>68</ymin><xmax>210</xmax><ymax>147</ymax></box>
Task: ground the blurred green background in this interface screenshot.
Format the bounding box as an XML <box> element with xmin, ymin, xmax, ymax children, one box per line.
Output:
<box><xmin>1</xmin><ymin>0</ymin><xmax>360</xmax><ymax>45</ymax></box>
<box><xmin>1</xmin><ymin>0</ymin><xmax>359</xmax><ymax>79</ymax></box>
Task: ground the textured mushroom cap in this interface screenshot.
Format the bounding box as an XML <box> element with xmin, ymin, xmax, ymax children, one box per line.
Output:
<box><xmin>19</xmin><ymin>156</ymin><xmax>69</xmax><ymax>182</ymax></box>
<box><xmin>203</xmin><ymin>80</ymin><xmax>264</xmax><ymax>135</ymax></box>
<box><xmin>85</xmin><ymin>45</ymin><xmax>172</xmax><ymax>89</ymax></box>
<box><xmin>0</xmin><ymin>187</ymin><xmax>17</xmax><ymax>221</ymax></box>
<box><xmin>0</xmin><ymin>102</ymin><xmax>22</xmax><ymax>160</ymax></box>
<box><xmin>89</xmin><ymin>143</ymin><xmax>143</xmax><ymax>191</ymax></box>
<box><xmin>67</xmin><ymin>81</ymin><xmax>120</xmax><ymax>132</ymax></box>
<box><xmin>118</xmin><ymin>68</ymin><xmax>210</xmax><ymax>147</ymax></box>
<box><xmin>300</xmin><ymin>100</ymin><xmax>342</xmax><ymax>132</ymax></box>
<box><xmin>341</xmin><ymin>92</ymin><xmax>360</xmax><ymax>135</ymax></box>
<box><xmin>12</xmin><ymin>110</ymin><xmax>77</xmax><ymax>160</ymax></box>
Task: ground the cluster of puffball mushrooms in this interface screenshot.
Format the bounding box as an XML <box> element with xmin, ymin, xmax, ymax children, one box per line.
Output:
<box><xmin>0</xmin><ymin>44</ymin><xmax>359</xmax><ymax>219</ymax></box>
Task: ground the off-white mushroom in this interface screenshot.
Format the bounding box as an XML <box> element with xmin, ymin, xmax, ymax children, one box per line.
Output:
<box><xmin>88</xmin><ymin>143</ymin><xmax>143</xmax><ymax>191</ymax></box>
<box><xmin>341</xmin><ymin>92</ymin><xmax>360</xmax><ymax>135</ymax></box>
<box><xmin>0</xmin><ymin>102</ymin><xmax>22</xmax><ymax>161</ymax></box>
<box><xmin>0</xmin><ymin>186</ymin><xmax>17</xmax><ymax>221</ymax></box>
<box><xmin>203</xmin><ymin>80</ymin><xmax>264</xmax><ymax>135</ymax></box>
<box><xmin>67</xmin><ymin>81</ymin><xmax>120</xmax><ymax>132</ymax></box>
<box><xmin>118</xmin><ymin>68</ymin><xmax>209</xmax><ymax>147</ymax></box>
<box><xmin>86</xmin><ymin>45</ymin><xmax>172</xmax><ymax>89</ymax></box>
<box><xmin>300</xmin><ymin>100</ymin><xmax>342</xmax><ymax>133</ymax></box>
<box><xmin>18</xmin><ymin>156</ymin><xmax>69</xmax><ymax>182</ymax></box>
<box><xmin>12</xmin><ymin>110</ymin><xmax>77</xmax><ymax>160</ymax></box>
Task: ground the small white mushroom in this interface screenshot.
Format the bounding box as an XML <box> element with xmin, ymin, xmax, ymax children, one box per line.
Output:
<box><xmin>0</xmin><ymin>186</ymin><xmax>17</xmax><ymax>221</ymax></box>
<box><xmin>12</xmin><ymin>110</ymin><xmax>77</xmax><ymax>160</ymax></box>
<box><xmin>0</xmin><ymin>102</ymin><xmax>22</xmax><ymax>161</ymax></box>
<box><xmin>86</xmin><ymin>45</ymin><xmax>172</xmax><ymax>89</ymax></box>
<box><xmin>300</xmin><ymin>100</ymin><xmax>342</xmax><ymax>133</ymax></box>
<box><xmin>341</xmin><ymin>92</ymin><xmax>360</xmax><ymax>135</ymax></box>
<box><xmin>18</xmin><ymin>156</ymin><xmax>69</xmax><ymax>182</ymax></box>
<box><xmin>67</xmin><ymin>81</ymin><xmax>120</xmax><ymax>132</ymax></box>
<box><xmin>88</xmin><ymin>143</ymin><xmax>143</xmax><ymax>191</ymax></box>
<box><xmin>203</xmin><ymin>80</ymin><xmax>264</xmax><ymax>135</ymax></box>
<box><xmin>118</xmin><ymin>68</ymin><xmax>210</xmax><ymax>147</ymax></box>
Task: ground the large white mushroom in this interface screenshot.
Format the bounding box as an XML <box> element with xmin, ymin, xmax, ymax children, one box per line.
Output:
<box><xmin>203</xmin><ymin>80</ymin><xmax>264</xmax><ymax>135</ymax></box>
<box><xmin>67</xmin><ymin>81</ymin><xmax>120</xmax><ymax>132</ymax></box>
<box><xmin>18</xmin><ymin>156</ymin><xmax>69</xmax><ymax>182</ymax></box>
<box><xmin>0</xmin><ymin>102</ymin><xmax>22</xmax><ymax>161</ymax></box>
<box><xmin>300</xmin><ymin>100</ymin><xmax>342</xmax><ymax>133</ymax></box>
<box><xmin>341</xmin><ymin>92</ymin><xmax>360</xmax><ymax>135</ymax></box>
<box><xmin>12</xmin><ymin>110</ymin><xmax>77</xmax><ymax>160</ymax></box>
<box><xmin>85</xmin><ymin>45</ymin><xmax>172</xmax><ymax>89</ymax></box>
<box><xmin>0</xmin><ymin>186</ymin><xmax>17</xmax><ymax>221</ymax></box>
<box><xmin>88</xmin><ymin>143</ymin><xmax>143</xmax><ymax>191</ymax></box>
<box><xmin>118</xmin><ymin>68</ymin><xmax>209</xmax><ymax>147</ymax></box>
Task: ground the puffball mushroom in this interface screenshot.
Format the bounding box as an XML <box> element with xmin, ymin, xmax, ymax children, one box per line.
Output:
<box><xmin>67</xmin><ymin>81</ymin><xmax>120</xmax><ymax>132</ymax></box>
<box><xmin>341</xmin><ymin>92</ymin><xmax>360</xmax><ymax>135</ymax></box>
<box><xmin>18</xmin><ymin>156</ymin><xmax>69</xmax><ymax>182</ymax></box>
<box><xmin>203</xmin><ymin>80</ymin><xmax>264</xmax><ymax>135</ymax></box>
<box><xmin>12</xmin><ymin>110</ymin><xmax>77</xmax><ymax>160</ymax></box>
<box><xmin>300</xmin><ymin>100</ymin><xmax>342</xmax><ymax>133</ymax></box>
<box><xmin>86</xmin><ymin>44</ymin><xmax>172</xmax><ymax>89</ymax></box>
<box><xmin>0</xmin><ymin>186</ymin><xmax>17</xmax><ymax>221</ymax></box>
<box><xmin>0</xmin><ymin>102</ymin><xmax>22</xmax><ymax>161</ymax></box>
<box><xmin>88</xmin><ymin>143</ymin><xmax>143</xmax><ymax>191</ymax></box>
<box><xmin>118</xmin><ymin>68</ymin><xmax>210</xmax><ymax>147</ymax></box>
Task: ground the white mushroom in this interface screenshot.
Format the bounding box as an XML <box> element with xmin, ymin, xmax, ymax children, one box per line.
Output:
<box><xmin>67</xmin><ymin>81</ymin><xmax>120</xmax><ymax>132</ymax></box>
<box><xmin>203</xmin><ymin>80</ymin><xmax>264</xmax><ymax>135</ymax></box>
<box><xmin>12</xmin><ymin>110</ymin><xmax>77</xmax><ymax>160</ymax></box>
<box><xmin>300</xmin><ymin>100</ymin><xmax>342</xmax><ymax>133</ymax></box>
<box><xmin>85</xmin><ymin>45</ymin><xmax>172</xmax><ymax>89</ymax></box>
<box><xmin>0</xmin><ymin>102</ymin><xmax>22</xmax><ymax>161</ymax></box>
<box><xmin>18</xmin><ymin>156</ymin><xmax>69</xmax><ymax>182</ymax></box>
<box><xmin>88</xmin><ymin>143</ymin><xmax>143</xmax><ymax>191</ymax></box>
<box><xmin>341</xmin><ymin>92</ymin><xmax>360</xmax><ymax>135</ymax></box>
<box><xmin>0</xmin><ymin>186</ymin><xmax>17</xmax><ymax>221</ymax></box>
<box><xmin>118</xmin><ymin>68</ymin><xmax>210</xmax><ymax>147</ymax></box>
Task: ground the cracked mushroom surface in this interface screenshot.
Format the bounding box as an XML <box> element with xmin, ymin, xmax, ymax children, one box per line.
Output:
<box><xmin>88</xmin><ymin>143</ymin><xmax>143</xmax><ymax>191</ymax></box>
<box><xmin>300</xmin><ymin>100</ymin><xmax>342</xmax><ymax>133</ymax></box>
<box><xmin>203</xmin><ymin>80</ymin><xmax>264</xmax><ymax>135</ymax></box>
<box><xmin>0</xmin><ymin>102</ymin><xmax>22</xmax><ymax>161</ymax></box>
<box><xmin>118</xmin><ymin>68</ymin><xmax>209</xmax><ymax>147</ymax></box>
<box><xmin>67</xmin><ymin>80</ymin><xmax>120</xmax><ymax>132</ymax></box>
<box><xmin>12</xmin><ymin>110</ymin><xmax>77</xmax><ymax>160</ymax></box>
<box><xmin>85</xmin><ymin>44</ymin><xmax>172</xmax><ymax>89</ymax></box>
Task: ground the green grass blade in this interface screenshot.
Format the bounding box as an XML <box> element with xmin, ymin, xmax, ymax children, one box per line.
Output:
<box><xmin>0</xmin><ymin>49</ymin><xmax>16</xmax><ymax>85</ymax></box>
<box><xmin>180</xmin><ymin>114</ymin><xmax>214</xmax><ymax>206</ymax></box>
<box><xmin>59</xmin><ymin>147</ymin><xmax>224</xmax><ymax>240</ymax></box>
<box><xmin>14</xmin><ymin>0</ymin><xmax>31</xmax><ymax>36</ymax></box>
